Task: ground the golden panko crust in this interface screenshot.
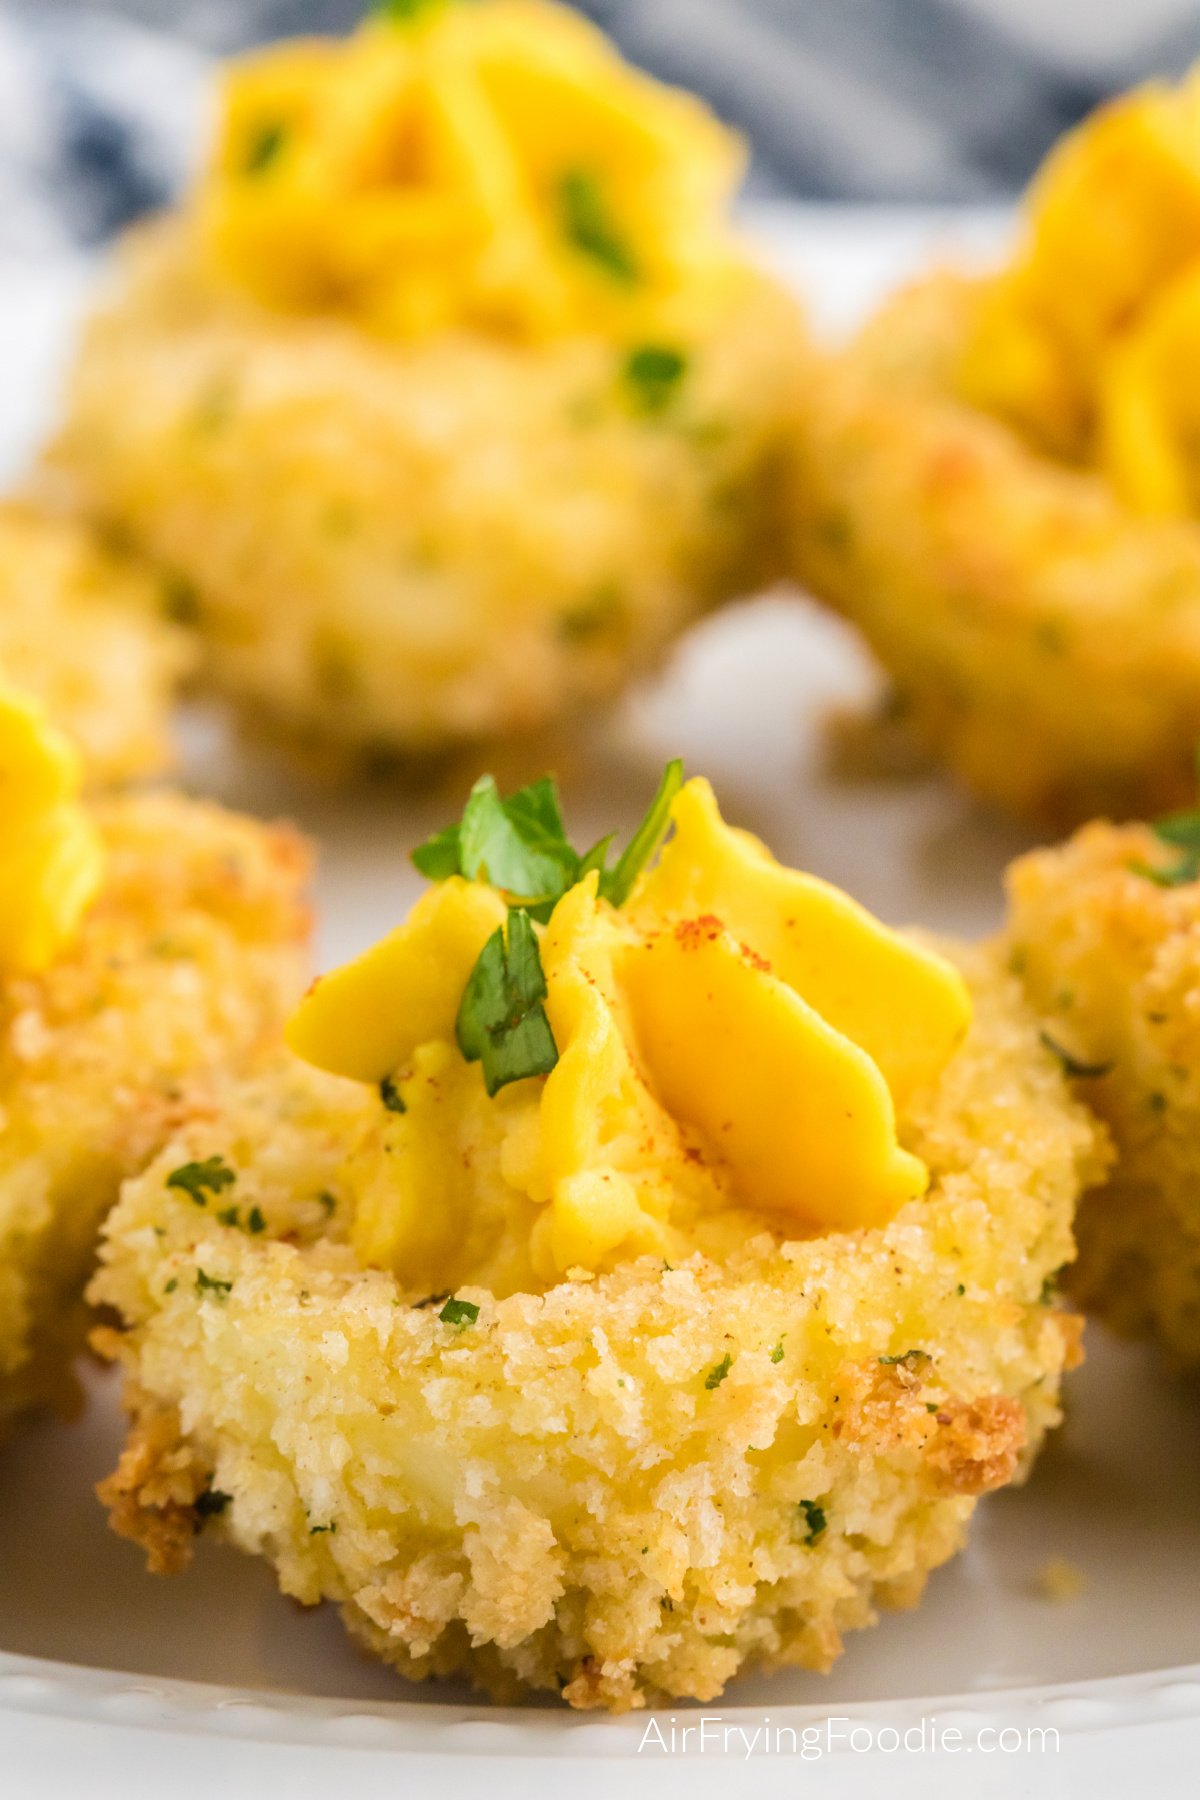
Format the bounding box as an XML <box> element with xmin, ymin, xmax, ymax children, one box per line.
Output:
<box><xmin>1007</xmin><ymin>818</ymin><xmax>1200</xmax><ymax>1367</ymax></box>
<box><xmin>45</xmin><ymin>223</ymin><xmax>807</xmax><ymax>761</ymax></box>
<box><xmin>0</xmin><ymin>792</ymin><xmax>311</xmax><ymax>1434</ymax></box>
<box><xmin>0</xmin><ymin>501</ymin><xmax>192</xmax><ymax>786</ymax></box>
<box><xmin>787</xmin><ymin>274</ymin><xmax>1200</xmax><ymax>829</ymax></box>
<box><xmin>91</xmin><ymin>938</ymin><xmax>1105</xmax><ymax>1710</ymax></box>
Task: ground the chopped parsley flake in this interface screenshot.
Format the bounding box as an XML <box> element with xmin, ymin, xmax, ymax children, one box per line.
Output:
<box><xmin>217</xmin><ymin>1204</ymin><xmax>240</xmax><ymax>1228</ymax></box>
<box><xmin>309</xmin><ymin>1522</ymin><xmax>337</xmax><ymax>1535</ymax></box>
<box><xmin>195</xmin><ymin>1269</ymin><xmax>233</xmax><ymax>1299</ymax></box>
<box><xmin>456</xmin><ymin>909</ymin><xmax>560</xmax><ymax>1095</ymax></box>
<box><xmin>559</xmin><ymin>169</ymin><xmax>638</xmax><ymax>284</ymax></box>
<box><xmin>624</xmin><ymin>344</ymin><xmax>689</xmax><ymax>415</ymax></box>
<box><xmin>379</xmin><ymin>1075</ymin><xmax>407</xmax><ymax>1114</ymax></box>
<box><xmin>318</xmin><ymin>1191</ymin><xmax>337</xmax><ymax>1217</ymax></box>
<box><xmin>439</xmin><ymin>1296</ymin><xmax>480</xmax><ymax>1329</ymax></box>
<box><xmin>878</xmin><ymin>1349</ymin><xmax>930</xmax><ymax>1368</ymax></box>
<box><xmin>161</xmin><ymin>572</ymin><xmax>200</xmax><ymax>624</ymax></box>
<box><xmin>1039</xmin><ymin>1031</ymin><xmax>1114</xmax><ymax>1080</ymax></box>
<box><xmin>194</xmin><ymin>1487</ymin><xmax>231</xmax><ymax>1522</ymax></box>
<box><xmin>248</xmin><ymin>1206</ymin><xmax>267</xmax><ymax>1235</ymax></box>
<box><xmin>797</xmin><ymin>1500</ymin><xmax>826</xmax><ymax>1544</ymax></box>
<box><xmin>164</xmin><ymin>1278</ymin><xmax>178</xmax><ymax>1296</ymax></box>
<box><xmin>167</xmin><ymin>1156</ymin><xmax>235</xmax><ymax>1206</ymax></box>
<box><xmin>770</xmin><ymin>1339</ymin><xmax>786</xmax><ymax>1364</ymax></box>
<box><xmin>705</xmin><ymin>1353</ymin><xmax>733</xmax><ymax>1390</ymax></box>
<box><xmin>244</xmin><ymin>121</ymin><xmax>287</xmax><ymax>177</ymax></box>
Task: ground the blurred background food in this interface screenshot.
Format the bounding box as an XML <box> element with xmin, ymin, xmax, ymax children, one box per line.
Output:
<box><xmin>3</xmin><ymin>0</ymin><xmax>1200</xmax><ymax>265</ymax></box>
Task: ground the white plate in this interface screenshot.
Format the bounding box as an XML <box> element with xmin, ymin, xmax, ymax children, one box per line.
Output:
<box><xmin>2</xmin><ymin>209</ymin><xmax>1198</xmax><ymax>1797</ymax></box>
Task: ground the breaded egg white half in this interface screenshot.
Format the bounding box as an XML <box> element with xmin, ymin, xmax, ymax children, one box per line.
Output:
<box><xmin>0</xmin><ymin>793</ymin><xmax>310</xmax><ymax>1434</ymax></box>
<box><xmin>1008</xmin><ymin>818</ymin><xmax>1200</xmax><ymax>1368</ymax></box>
<box><xmin>46</xmin><ymin>227</ymin><xmax>806</xmax><ymax>761</ymax></box>
<box><xmin>0</xmin><ymin>502</ymin><xmax>192</xmax><ymax>787</ymax></box>
<box><xmin>91</xmin><ymin>938</ymin><xmax>1105</xmax><ymax>1711</ymax></box>
<box><xmin>788</xmin><ymin>276</ymin><xmax>1200</xmax><ymax>829</ymax></box>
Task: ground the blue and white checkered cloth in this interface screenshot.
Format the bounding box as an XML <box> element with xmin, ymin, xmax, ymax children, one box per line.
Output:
<box><xmin>0</xmin><ymin>2</ymin><xmax>205</xmax><ymax>255</ymax></box>
<box><xmin>3</xmin><ymin>0</ymin><xmax>1200</xmax><ymax>257</ymax></box>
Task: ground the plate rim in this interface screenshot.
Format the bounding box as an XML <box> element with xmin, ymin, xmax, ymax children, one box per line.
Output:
<box><xmin>4</xmin><ymin>1647</ymin><xmax>1200</xmax><ymax>1754</ymax></box>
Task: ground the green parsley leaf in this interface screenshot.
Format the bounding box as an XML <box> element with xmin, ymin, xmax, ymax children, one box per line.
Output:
<box><xmin>413</xmin><ymin>774</ymin><xmax>577</xmax><ymax>911</ymax></box>
<box><xmin>318</xmin><ymin>1191</ymin><xmax>337</xmax><ymax>1217</ymax></box>
<box><xmin>578</xmin><ymin>832</ymin><xmax>617</xmax><ymax>881</ymax></box>
<box><xmin>244</xmin><ymin>121</ymin><xmax>287</xmax><ymax>177</ymax></box>
<box><xmin>1131</xmin><ymin>776</ymin><xmax>1200</xmax><ymax>885</ymax></box>
<box><xmin>410</xmin><ymin>822</ymin><xmax>463</xmax><ymax>882</ymax></box>
<box><xmin>167</xmin><ymin>1156</ymin><xmax>236</xmax><ymax>1206</ymax></box>
<box><xmin>247</xmin><ymin>1206</ymin><xmax>267</xmax><ymax>1235</ymax></box>
<box><xmin>217</xmin><ymin>1204</ymin><xmax>240</xmax><ymax>1228</ymax></box>
<box><xmin>457</xmin><ymin>910</ymin><xmax>559</xmax><ymax>1095</ymax></box>
<box><xmin>460</xmin><ymin>775</ymin><xmax>578</xmax><ymax>907</ymax></box>
<box><xmin>878</xmin><ymin>1349</ymin><xmax>930</xmax><ymax>1368</ymax></box>
<box><xmin>704</xmin><ymin>1352</ymin><xmax>733</xmax><ymax>1390</ymax></box>
<box><xmin>1130</xmin><ymin>852</ymin><xmax>1200</xmax><ymax>888</ymax></box>
<box><xmin>376</xmin><ymin>0</ymin><xmax>450</xmax><ymax>20</ymax></box>
<box><xmin>1039</xmin><ymin>1030</ymin><xmax>1114</xmax><ymax>1080</ymax></box>
<box><xmin>624</xmin><ymin>344</ymin><xmax>689</xmax><ymax>415</ymax></box>
<box><xmin>195</xmin><ymin>1269</ymin><xmax>233</xmax><ymax>1299</ymax></box>
<box><xmin>413</xmin><ymin>761</ymin><xmax>684</xmax><ymax>918</ymax></box>
<box><xmin>379</xmin><ymin>1075</ymin><xmax>407</xmax><ymax>1114</ymax></box>
<box><xmin>439</xmin><ymin>1296</ymin><xmax>480</xmax><ymax>1328</ymax></box>
<box><xmin>559</xmin><ymin>169</ymin><xmax>639</xmax><ymax>284</ymax></box>
<box><xmin>797</xmin><ymin>1499</ymin><xmax>826</xmax><ymax>1544</ymax></box>
<box><xmin>600</xmin><ymin>758</ymin><xmax>685</xmax><ymax>907</ymax></box>
<box><xmin>769</xmin><ymin>1339</ymin><xmax>786</xmax><ymax>1364</ymax></box>
<box><xmin>1155</xmin><ymin>808</ymin><xmax>1200</xmax><ymax>851</ymax></box>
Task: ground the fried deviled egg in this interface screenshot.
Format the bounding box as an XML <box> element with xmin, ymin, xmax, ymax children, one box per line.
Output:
<box><xmin>0</xmin><ymin>502</ymin><xmax>191</xmax><ymax>785</ymax></box>
<box><xmin>789</xmin><ymin>69</ymin><xmax>1200</xmax><ymax>828</ymax></box>
<box><xmin>0</xmin><ymin>683</ymin><xmax>310</xmax><ymax>1436</ymax></box>
<box><xmin>1007</xmin><ymin>803</ymin><xmax>1200</xmax><ymax>1369</ymax></box>
<box><xmin>92</xmin><ymin>767</ymin><xmax>1105</xmax><ymax>1710</ymax></box>
<box><xmin>46</xmin><ymin>1</ymin><xmax>807</xmax><ymax>763</ymax></box>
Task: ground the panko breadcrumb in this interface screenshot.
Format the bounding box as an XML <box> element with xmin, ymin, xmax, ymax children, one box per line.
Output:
<box><xmin>0</xmin><ymin>501</ymin><xmax>191</xmax><ymax>786</ymax></box>
<box><xmin>92</xmin><ymin>939</ymin><xmax>1105</xmax><ymax>1710</ymax></box>
<box><xmin>1007</xmin><ymin>818</ymin><xmax>1200</xmax><ymax>1368</ymax></box>
<box><xmin>46</xmin><ymin>228</ymin><xmax>803</xmax><ymax>761</ymax></box>
<box><xmin>1037</xmin><ymin>1557</ymin><xmax>1086</xmax><ymax>1602</ymax></box>
<box><xmin>787</xmin><ymin>275</ymin><xmax>1200</xmax><ymax>828</ymax></box>
<box><xmin>0</xmin><ymin>793</ymin><xmax>310</xmax><ymax>1434</ymax></box>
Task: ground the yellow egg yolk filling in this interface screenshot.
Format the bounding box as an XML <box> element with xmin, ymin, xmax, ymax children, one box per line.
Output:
<box><xmin>287</xmin><ymin>779</ymin><xmax>972</xmax><ymax>1290</ymax></box>
<box><xmin>957</xmin><ymin>65</ymin><xmax>1200</xmax><ymax>515</ymax></box>
<box><xmin>0</xmin><ymin>683</ymin><xmax>103</xmax><ymax>978</ymax></box>
<box><xmin>200</xmin><ymin>0</ymin><xmax>747</xmax><ymax>342</ymax></box>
